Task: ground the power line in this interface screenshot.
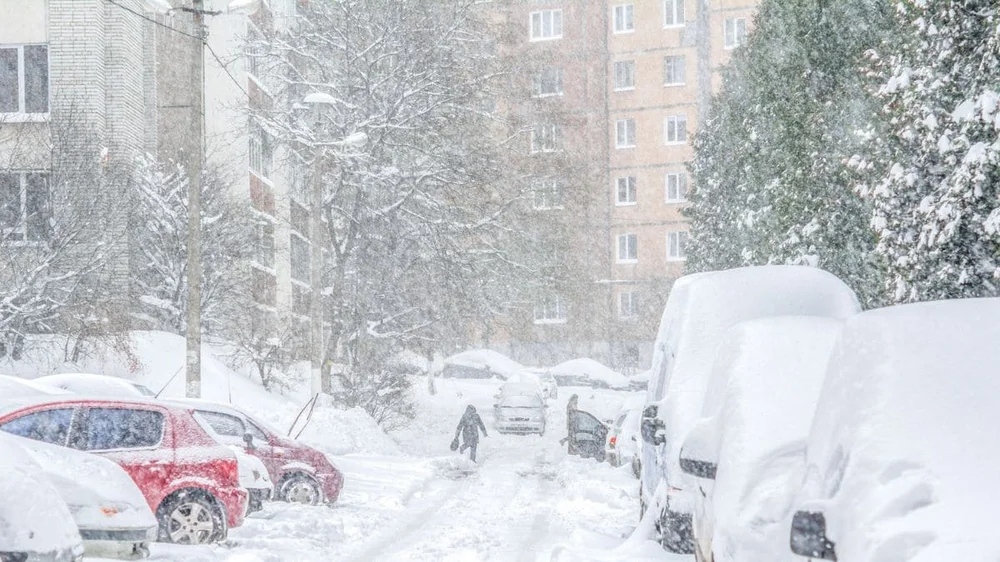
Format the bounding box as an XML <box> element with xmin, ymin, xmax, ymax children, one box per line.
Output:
<box><xmin>206</xmin><ymin>42</ymin><xmax>250</xmax><ymax>99</ymax></box>
<box><xmin>103</xmin><ymin>0</ymin><xmax>201</xmax><ymax>40</ymax></box>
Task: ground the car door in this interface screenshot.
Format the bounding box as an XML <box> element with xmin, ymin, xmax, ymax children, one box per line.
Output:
<box><xmin>0</xmin><ymin>407</ymin><xmax>78</xmax><ymax>447</ymax></box>
<box><xmin>571</xmin><ymin>410</ymin><xmax>609</xmax><ymax>461</ymax></box>
<box><xmin>77</xmin><ymin>406</ymin><xmax>173</xmax><ymax>497</ymax></box>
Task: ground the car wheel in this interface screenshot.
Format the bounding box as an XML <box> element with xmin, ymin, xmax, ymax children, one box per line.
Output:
<box><xmin>279</xmin><ymin>474</ymin><xmax>322</xmax><ymax>505</ymax></box>
<box><xmin>158</xmin><ymin>492</ymin><xmax>225</xmax><ymax>545</ymax></box>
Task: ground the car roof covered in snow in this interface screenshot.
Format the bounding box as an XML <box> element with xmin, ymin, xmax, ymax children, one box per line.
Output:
<box><xmin>0</xmin><ymin>375</ymin><xmax>71</xmax><ymax>398</ymax></box>
<box><xmin>34</xmin><ymin>373</ymin><xmax>154</xmax><ymax>398</ymax></box>
<box><xmin>444</xmin><ymin>349</ymin><xmax>524</xmax><ymax>376</ymax></box>
<box><xmin>550</xmin><ymin>358</ymin><xmax>629</xmax><ymax>388</ymax></box>
<box><xmin>804</xmin><ymin>298</ymin><xmax>1000</xmax><ymax>561</ymax></box>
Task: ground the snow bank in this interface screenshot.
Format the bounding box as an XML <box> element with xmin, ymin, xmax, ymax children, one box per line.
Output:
<box><xmin>292</xmin><ymin>405</ymin><xmax>401</xmax><ymax>457</ymax></box>
<box><xmin>551</xmin><ymin>358</ymin><xmax>629</xmax><ymax>389</ymax></box>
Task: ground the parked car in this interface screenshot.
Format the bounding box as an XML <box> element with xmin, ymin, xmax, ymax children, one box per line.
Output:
<box><xmin>550</xmin><ymin>358</ymin><xmax>629</xmax><ymax>390</ymax></box>
<box><xmin>168</xmin><ymin>398</ymin><xmax>344</xmax><ymax>506</ymax></box>
<box><xmin>5</xmin><ymin>432</ymin><xmax>158</xmax><ymax>559</ymax></box>
<box><xmin>0</xmin><ymin>396</ymin><xmax>247</xmax><ymax>545</ymax></box>
<box><xmin>493</xmin><ymin>392</ymin><xmax>546</xmax><ymax>435</ymax></box>
<box><xmin>567</xmin><ymin>409</ymin><xmax>609</xmax><ymax>461</ymax></box>
<box><xmin>441</xmin><ymin>349</ymin><xmax>523</xmax><ymax>380</ymax></box>
<box><xmin>35</xmin><ymin>373</ymin><xmax>156</xmax><ymax>398</ymax></box>
<box><xmin>506</xmin><ymin>369</ymin><xmax>558</xmax><ymax>400</ymax></box>
<box><xmin>677</xmin><ymin>316</ymin><xmax>842</xmax><ymax>562</ymax></box>
<box><xmin>788</xmin><ymin>298</ymin><xmax>1000</xmax><ymax>562</ymax></box>
<box><xmin>228</xmin><ymin>445</ymin><xmax>273</xmax><ymax>514</ymax></box>
<box><xmin>606</xmin><ymin>405</ymin><xmax>643</xmax><ymax>478</ymax></box>
<box><xmin>0</xmin><ymin>374</ymin><xmax>69</xmax><ymax>398</ymax></box>
<box><xmin>0</xmin><ymin>436</ymin><xmax>85</xmax><ymax>562</ymax></box>
<box><xmin>640</xmin><ymin>266</ymin><xmax>860</xmax><ymax>553</ymax></box>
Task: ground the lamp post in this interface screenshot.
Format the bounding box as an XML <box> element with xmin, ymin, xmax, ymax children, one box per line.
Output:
<box><xmin>300</xmin><ymin>93</ymin><xmax>366</xmax><ymax>396</ymax></box>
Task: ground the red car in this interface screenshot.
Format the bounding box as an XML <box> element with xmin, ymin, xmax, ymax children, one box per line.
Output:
<box><xmin>169</xmin><ymin>399</ymin><xmax>344</xmax><ymax>505</ymax></box>
<box><xmin>0</xmin><ymin>396</ymin><xmax>247</xmax><ymax>545</ymax></box>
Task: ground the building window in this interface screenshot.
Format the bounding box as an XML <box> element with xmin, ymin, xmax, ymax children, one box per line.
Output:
<box><xmin>664</xmin><ymin>115</ymin><xmax>688</xmax><ymax>144</ymax></box>
<box><xmin>667</xmin><ymin>231</ymin><xmax>688</xmax><ymax>261</ymax></box>
<box><xmin>533</xmin><ymin>66</ymin><xmax>564</xmax><ymax>97</ymax></box>
<box><xmin>0</xmin><ymin>172</ymin><xmax>49</xmax><ymax>241</ymax></box>
<box><xmin>246</xmin><ymin>24</ymin><xmax>263</xmax><ymax>79</ymax></box>
<box><xmin>664</xmin><ymin>0</ymin><xmax>685</xmax><ymax>28</ymax></box>
<box><xmin>666</xmin><ymin>173</ymin><xmax>688</xmax><ymax>202</ymax></box>
<box><xmin>249</xmin><ymin>121</ymin><xmax>273</xmax><ymax>178</ymax></box>
<box><xmin>534</xmin><ymin>295</ymin><xmax>567</xmax><ymax>324</ymax></box>
<box><xmin>290</xmin><ymin>233</ymin><xmax>310</xmax><ymax>283</ymax></box>
<box><xmin>613</xmin><ymin>60</ymin><xmax>635</xmax><ymax>91</ymax></box>
<box><xmin>616</xmin><ymin>176</ymin><xmax>637</xmax><ymax>206</ymax></box>
<box><xmin>0</xmin><ymin>44</ymin><xmax>49</xmax><ymax>115</ymax></box>
<box><xmin>725</xmin><ymin>18</ymin><xmax>748</xmax><ymax>49</ymax></box>
<box><xmin>530</xmin><ymin>10</ymin><xmax>563</xmax><ymax>41</ymax></box>
<box><xmin>619</xmin><ymin>291</ymin><xmax>638</xmax><ymax>318</ymax></box>
<box><xmin>613</xmin><ymin>4</ymin><xmax>635</xmax><ymax>34</ymax></box>
<box><xmin>253</xmin><ymin>220</ymin><xmax>275</xmax><ymax>269</ymax></box>
<box><xmin>617</xmin><ymin>233</ymin><xmax>638</xmax><ymax>263</ymax></box>
<box><xmin>664</xmin><ymin>55</ymin><xmax>686</xmax><ymax>86</ymax></box>
<box><xmin>616</xmin><ymin>119</ymin><xmax>636</xmax><ymax>149</ymax></box>
<box><xmin>533</xmin><ymin>179</ymin><xmax>564</xmax><ymax>210</ymax></box>
<box><xmin>531</xmin><ymin>123</ymin><xmax>561</xmax><ymax>153</ymax></box>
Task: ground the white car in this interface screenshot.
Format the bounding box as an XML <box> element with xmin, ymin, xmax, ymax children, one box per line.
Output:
<box><xmin>0</xmin><ymin>437</ymin><xmax>85</xmax><ymax>562</ymax></box>
<box><xmin>639</xmin><ymin>266</ymin><xmax>860</xmax><ymax>553</ymax></box>
<box><xmin>493</xmin><ymin>393</ymin><xmax>546</xmax><ymax>435</ymax></box>
<box><xmin>508</xmin><ymin>369</ymin><xmax>558</xmax><ymax>399</ymax></box>
<box><xmin>788</xmin><ymin>298</ymin><xmax>1000</xmax><ymax>562</ymax></box>
<box><xmin>606</xmin><ymin>406</ymin><xmax>643</xmax><ymax>478</ymax></box>
<box><xmin>34</xmin><ymin>373</ymin><xmax>156</xmax><ymax>398</ymax></box>
<box><xmin>677</xmin><ymin>316</ymin><xmax>843</xmax><ymax>562</ymax></box>
<box><xmin>0</xmin><ymin>375</ymin><xmax>70</xmax><ymax>398</ymax></box>
<box><xmin>2</xmin><ymin>432</ymin><xmax>157</xmax><ymax>559</ymax></box>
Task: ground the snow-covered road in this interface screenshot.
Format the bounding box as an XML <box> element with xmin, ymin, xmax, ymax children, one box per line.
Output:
<box><xmin>102</xmin><ymin>381</ymin><xmax>684</xmax><ymax>562</ymax></box>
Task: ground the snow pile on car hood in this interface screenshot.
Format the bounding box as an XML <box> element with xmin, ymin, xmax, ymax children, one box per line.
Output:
<box><xmin>806</xmin><ymin>298</ymin><xmax>1000</xmax><ymax>562</ymax></box>
<box><xmin>444</xmin><ymin>349</ymin><xmax>524</xmax><ymax>377</ymax></box>
<box><xmin>0</xmin><ymin>435</ymin><xmax>82</xmax><ymax>553</ymax></box>
<box><xmin>550</xmin><ymin>358</ymin><xmax>629</xmax><ymax>389</ymax></box>
<box><xmin>660</xmin><ymin>265</ymin><xmax>860</xmax><ymax>493</ymax></box>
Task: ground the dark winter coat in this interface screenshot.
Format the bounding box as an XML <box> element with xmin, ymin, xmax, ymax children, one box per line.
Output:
<box><xmin>455</xmin><ymin>405</ymin><xmax>488</xmax><ymax>445</ymax></box>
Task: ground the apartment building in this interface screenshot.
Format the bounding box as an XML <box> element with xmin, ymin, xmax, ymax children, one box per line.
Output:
<box><xmin>490</xmin><ymin>0</ymin><xmax>758</xmax><ymax>368</ymax></box>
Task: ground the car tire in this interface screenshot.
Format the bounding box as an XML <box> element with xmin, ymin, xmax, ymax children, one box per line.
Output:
<box><xmin>157</xmin><ymin>491</ymin><xmax>226</xmax><ymax>545</ymax></box>
<box><xmin>631</xmin><ymin>457</ymin><xmax>641</xmax><ymax>479</ymax></box>
<box><xmin>279</xmin><ymin>473</ymin><xmax>322</xmax><ymax>505</ymax></box>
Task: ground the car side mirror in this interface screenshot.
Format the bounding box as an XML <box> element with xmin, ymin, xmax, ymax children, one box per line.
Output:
<box><xmin>243</xmin><ymin>432</ymin><xmax>255</xmax><ymax>449</ymax></box>
<box><xmin>679</xmin><ymin>455</ymin><xmax>717</xmax><ymax>480</ymax></box>
<box><xmin>640</xmin><ymin>415</ymin><xmax>666</xmax><ymax>446</ymax></box>
<box><xmin>790</xmin><ymin>510</ymin><xmax>837</xmax><ymax>560</ymax></box>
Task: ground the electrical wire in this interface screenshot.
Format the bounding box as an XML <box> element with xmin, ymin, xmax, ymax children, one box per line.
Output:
<box><xmin>103</xmin><ymin>0</ymin><xmax>201</xmax><ymax>40</ymax></box>
<box><xmin>206</xmin><ymin>42</ymin><xmax>251</xmax><ymax>99</ymax></box>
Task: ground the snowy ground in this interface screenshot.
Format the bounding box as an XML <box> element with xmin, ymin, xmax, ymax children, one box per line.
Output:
<box><xmin>1</xmin><ymin>333</ymin><xmax>682</xmax><ymax>561</ymax></box>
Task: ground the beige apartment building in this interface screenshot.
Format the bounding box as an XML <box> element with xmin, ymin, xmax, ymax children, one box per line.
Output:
<box><xmin>487</xmin><ymin>0</ymin><xmax>758</xmax><ymax>368</ymax></box>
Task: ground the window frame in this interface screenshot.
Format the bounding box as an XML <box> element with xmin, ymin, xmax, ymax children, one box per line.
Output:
<box><xmin>617</xmin><ymin>233</ymin><xmax>638</xmax><ymax>264</ymax></box>
<box><xmin>533</xmin><ymin>179</ymin><xmax>564</xmax><ymax>210</ymax></box>
<box><xmin>725</xmin><ymin>17</ymin><xmax>748</xmax><ymax>50</ymax></box>
<box><xmin>0</xmin><ymin>43</ymin><xmax>50</xmax><ymax>118</ymax></box>
<box><xmin>533</xmin><ymin>66</ymin><xmax>564</xmax><ymax>98</ymax></box>
<box><xmin>81</xmin><ymin>407</ymin><xmax>166</xmax><ymax>453</ymax></box>
<box><xmin>615</xmin><ymin>176</ymin><xmax>637</xmax><ymax>206</ymax></box>
<box><xmin>663</xmin><ymin>0</ymin><xmax>685</xmax><ymax>28</ymax></box>
<box><xmin>663</xmin><ymin>54</ymin><xmax>686</xmax><ymax>86</ymax></box>
<box><xmin>665</xmin><ymin>172</ymin><xmax>688</xmax><ymax>203</ymax></box>
<box><xmin>533</xmin><ymin>294</ymin><xmax>567</xmax><ymax>325</ymax></box>
<box><xmin>613</xmin><ymin>4</ymin><xmax>635</xmax><ymax>34</ymax></box>
<box><xmin>664</xmin><ymin>115</ymin><xmax>688</xmax><ymax>145</ymax></box>
<box><xmin>531</xmin><ymin>123</ymin><xmax>561</xmax><ymax>153</ymax></box>
<box><xmin>0</xmin><ymin>171</ymin><xmax>50</xmax><ymax>242</ymax></box>
<box><xmin>616</xmin><ymin>118</ymin><xmax>636</xmax><ymax>149</ymax></box>
<box><xmin>613</xmin><ymin>60</ymin><xmax>636</xmax><ymax>92</ymax></box>
<box><xmin>530</xmin><ymin>9</ymin><xmax>564</xmax><ymax>42</ymax></box>
<box><xmin>667</xmin><ymin>231</ymin><xmax>689</xmax><ymax>261</ymax></box>
<box><xmin>618</xmin><ymin>291</ymin><xmax>638</xmax><ymax>318</ymax></box>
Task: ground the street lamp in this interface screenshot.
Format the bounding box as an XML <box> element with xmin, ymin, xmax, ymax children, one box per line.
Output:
<box><xmin>300</xmin><ymin>93</ymin><xmax>366</xmax><ymax>396</ymax></box>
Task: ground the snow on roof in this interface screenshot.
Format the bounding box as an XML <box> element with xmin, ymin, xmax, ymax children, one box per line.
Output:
<box><xmin>34</xmin><ymin>373</ymin><xmax>151</xmax><ymax>398</ymax></box>
<box><xmin>550</xmin><ymin>358</ymin><xmax>629</xmax><ymax>389</ymax></box>
<box><xmin>444</xmin><ymin>349</ymin><xmax>524</xmax><ymax>377</ymax></box>
<box><xmin>0</xmin><ymin>375</ymin><xmax>69</xmax><ymax>397</ymax></box>
<box><xmin>806</xmin><ymin>298</ymin><xmax>1000</xmax><ymax>561</ymax></box>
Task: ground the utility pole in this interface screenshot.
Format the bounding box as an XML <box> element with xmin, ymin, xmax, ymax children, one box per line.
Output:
<box><xmin>309</xmin><ymin>147</ymin><xmax>325</xmax><ymax>397</ymax></box>
<box><xmin>185</xmin><ymin>0</ymin><xmax>206</xmax><ymax>398</ymax></box>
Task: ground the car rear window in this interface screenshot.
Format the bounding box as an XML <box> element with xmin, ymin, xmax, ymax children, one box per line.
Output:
<box><xmin>85</xmin><ymin>408</ymin><xmax>164</xmax><ymax>451</ymax></box>
<box><xmin>0</xmin><ymin>408</ymin><xmax>75</xmax><ymax>446</ymax></box>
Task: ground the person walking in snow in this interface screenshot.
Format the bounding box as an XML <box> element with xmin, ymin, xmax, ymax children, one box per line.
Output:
<box><xmin>453</xmin><ymin>405</ymin><xmax>488</xmax><ymax>462</ymax></box>
<box><xmin>562</xmin><ymin>394</ymin><xmax>580</xmax><ymax>455</ymax></box>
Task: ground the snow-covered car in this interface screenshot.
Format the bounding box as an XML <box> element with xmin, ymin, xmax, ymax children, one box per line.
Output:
<box><xmin>504</xmin><ymin>369</ymin><xmax>557</xmax><ymax>400</ymax></box>
<box><xmin>168</xmin><ymin>399</ymin><xmax>344</xmax><ymax>506</ymax></box>
<box><xmin>550</xmin><ymin>358</ymin><xmax>629</xmax><ymax>390</ymax></box>
<box><xmin>0</xmin><ymin>375</ymin><xmax>70</xmax><ymax>398</ymax></box>
<box><xmin>0</xmin><ymin>396</ymin><xmax>248</xmax><ymax>545</ymax></box>
<box><xmin>677</xmin><ymin>316</ymin><xmax>843</xmax><ymax>562</ymax></box>
<box><xmin>788</xmin><ymin>298</ymin><xmax>1000</xmax><ymax>562</ymax></box>
<box><xmin>493</xmin><ymin>392</ymin><xmax>546</xmax><ymax>435</ymax></box>
<box><xmin>441</xmin><ymin>349</ymin><xmax>524</xmax><ymax>380</ymax></box>
<box><xmin>639</xmin><ymin>266</ymin><xmax>860</xmax><ymax>553</ymax></box>
<box><xmin>34</xmin><ymin>373</ymin><xmax>156</xmax><ymax>398</ymax></box>
<box><xmin>606</xmin><ymin>406</ymin><xmax>643</xmax><ymax>478</ymax></box>
<box><xmin>0</xmin><ymin>435</ymin><xmax>85</xmax><ymax>562</ymax></box>
<box><xmin>228</xmin><ymin>445</ymin><xmax>273</xmax><ymax>514</ymax></box>
<box><xmin>4</xmin><ymin>433</ymin><xmax>158</xmax><ymax>559</ymax></box>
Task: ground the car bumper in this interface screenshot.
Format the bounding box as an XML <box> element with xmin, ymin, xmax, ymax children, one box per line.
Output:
<box><xmin>496</xmin><ymin>421</ymin><xmax>544</xmax><ymax>434</ymax></box>
<box><xmin>247</xmin><ymin>488</ymin><xmax>271</xmax><ymax>514</ymax></box>
<box><xmin>318</xmin><ymin>471</ymin><xmax>344</xmax><ymax>505</ymax></box>
<box><xmin>215</xmin><ymin>486</ymin><xmax>248</xmax><ymax>528</ymax></box>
